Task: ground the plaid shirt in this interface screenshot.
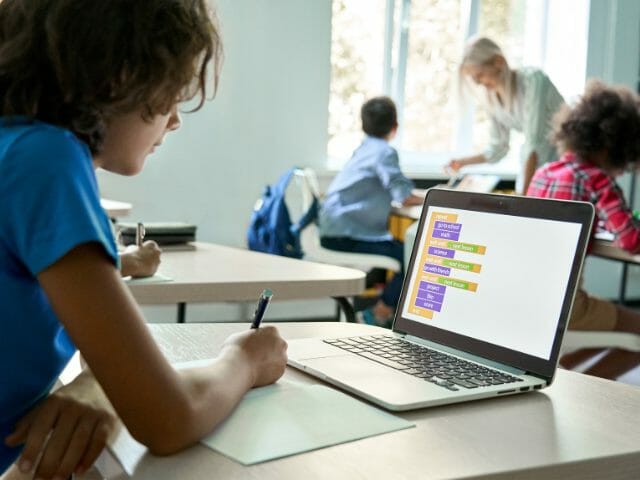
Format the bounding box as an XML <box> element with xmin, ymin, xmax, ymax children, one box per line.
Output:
<box><xmin>527</xmin><ymin>152</ymin><xmax>640</xmax><ymax>253</ymax></box>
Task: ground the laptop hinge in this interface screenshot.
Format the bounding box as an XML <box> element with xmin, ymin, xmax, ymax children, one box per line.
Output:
<box><xmin>400</xmin><ymin>334</ymin><xmax>526</xmax><ymax>375</ymax></box>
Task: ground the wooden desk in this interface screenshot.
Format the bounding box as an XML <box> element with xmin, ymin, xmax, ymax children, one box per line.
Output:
<box><xmin>127</xmin><ymin>242</ymin><xmax>365</xmax><ymax>322</ymax></box>
<box><xmin>89</xmin><ymin>322</ymin><xmax>640</xmax><ymax>480</ymax></box>
<box><xmin>590</xmin><ymin>239</ymin><xmax>640</xmax><ymax>304</ymax></box>
<box><xmin>591</xmin><ymin>239</ymin><xmax>640</xmax><ymax>264</ymax></box>
<box><xmin>101</xmin><ymin>198</ymin><xmax>133</xmax><ymax>218</ymax></box>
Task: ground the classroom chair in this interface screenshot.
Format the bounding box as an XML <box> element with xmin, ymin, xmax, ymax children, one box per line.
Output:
<box><xmin>287</xmin><ymin>168</ymin><xmax>401</xmax><ymax>320</ymax></box>
<box><xmin>289</xmin><ymin>168</ymin><xmax>401</xmax><ymax>271</ymax></box>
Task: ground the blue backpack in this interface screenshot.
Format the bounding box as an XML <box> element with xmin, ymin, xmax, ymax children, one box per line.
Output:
<box><xmin>247</xmin><ymin>168</ymin><xmax>319</xmax><ymax>258</ymax></box>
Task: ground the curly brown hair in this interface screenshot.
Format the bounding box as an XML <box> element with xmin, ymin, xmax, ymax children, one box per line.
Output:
<box><xmin>0</xmin><ymin>0</ymin><xmax>223</xmax><ymax>154</ymax></box>
<box><xmin>552</xmin><ymin>80</ymin><xmax>640</xmax><ymax>169</ymax></box>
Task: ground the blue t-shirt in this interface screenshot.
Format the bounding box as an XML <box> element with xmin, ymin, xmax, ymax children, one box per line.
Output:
<box><xmin>0</xmin><ymin>118</ymin><xmax>118</xmax><ymax>472</ymax></box>
<box><xmin>319</xmin><ymin>136</ymin><xmax>414</xmax><ymax>241</ymax></box>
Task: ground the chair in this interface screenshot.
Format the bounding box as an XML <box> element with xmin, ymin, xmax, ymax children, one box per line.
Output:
<box><xmin>289</xmin><ymin>168</ymin><xmax>401</xmax><ymax>272</ymax></box>
<box><xmin>286</xmin><ymin>168</ymin><xmax>402</xmax><ymax>321</ymax></box>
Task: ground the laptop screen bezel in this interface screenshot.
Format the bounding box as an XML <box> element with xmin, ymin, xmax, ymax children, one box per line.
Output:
<box><xmin>393</xmin><ymin>189</ymin><xmax>594</xmax><ymax>381</ymax></box>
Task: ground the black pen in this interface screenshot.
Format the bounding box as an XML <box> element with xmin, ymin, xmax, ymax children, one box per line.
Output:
<box><xmin>250</xmin><ymin>289</ymin><xmax>273</xmax><ymax>329</ymax></box>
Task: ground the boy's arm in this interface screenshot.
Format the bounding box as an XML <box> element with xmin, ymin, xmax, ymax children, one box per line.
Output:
<box><xmin>26</xmin><ymin>243</ymin><xmax>286</xmax><ymax>480</ymax></box>
<box><xmin>401</xmin><ymin>188</ymin><xmax>427</xmax><ymax>206</ymax></box>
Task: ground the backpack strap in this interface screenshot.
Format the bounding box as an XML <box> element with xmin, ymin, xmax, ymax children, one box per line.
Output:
<box><xmin>272</xmin><ymin>167</ymin><xmax>297</xmax><ymax>198</ymax></box>
<box><xmin>291</xmin><ymin>196</ymin><xmax>319</xmax><ymax>235</ymax></box>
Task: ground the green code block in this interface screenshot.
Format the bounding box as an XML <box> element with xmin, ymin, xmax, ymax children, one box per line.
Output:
<box><xmin>447</xmin><ymin>241</ymin><xmax>480</xmax><ymax>253</ymax></box>
<box><xmin>442</xmin><ymin>259</ymin><xmax>474</xmax><ymax>271</ymax></box>
<box><xmin>438</xmin><ymin>277</ymin><xmax>470</xmax><ymax>290</ymax></box>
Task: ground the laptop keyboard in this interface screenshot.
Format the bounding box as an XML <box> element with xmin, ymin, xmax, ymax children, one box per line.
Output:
<box><xmin>324</xmin><ymin>335</ymin><xmax>523</xmax><ymax>392</ymax></box>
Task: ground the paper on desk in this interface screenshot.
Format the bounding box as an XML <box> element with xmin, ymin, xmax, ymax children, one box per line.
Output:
<box><xmin>594</xmin><ymin>230</ymin><xmax>614</xmax><ymax>242</ymax></box>
<box><xmin>98</xmin><ymin>363</ymin><xmax>413</xmax><ymax>476</ymax></box>
<box><xmin>200</xmin><ymin>380</ymin><xmax>414</xmax><ymax>465</ymax></box>
<box><xmin>124</xmin><ymin>272</ymin><xmax>173</xmax><ymax>284</ymax></box>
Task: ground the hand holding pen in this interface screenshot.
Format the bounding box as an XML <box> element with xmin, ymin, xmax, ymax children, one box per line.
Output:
<box><xmin>251</xmin><ymin>289</ymin><xmax>273</xmax><ymax>329</ymax></box>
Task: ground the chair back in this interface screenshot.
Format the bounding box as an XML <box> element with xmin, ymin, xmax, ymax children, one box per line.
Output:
<box><xmin>289</xmin><ymin>168</ymin><xmax>324</xmax><ymax>254</ymax></box>
<box><xmin>288</xmin><ymin>168</ymin><xmax>401</xmax><ymax>271</ymax></box>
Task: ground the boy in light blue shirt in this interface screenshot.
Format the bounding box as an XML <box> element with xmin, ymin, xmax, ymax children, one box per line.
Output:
<box><xmin>320</xmin><ymin>96</ymin><xmax>424</xmax><ymax>326</ymax></box>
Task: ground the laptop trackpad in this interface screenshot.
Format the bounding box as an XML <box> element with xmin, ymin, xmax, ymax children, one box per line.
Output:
<box><xmin>300</xmin><ymin>355</ymin><xmax>446</xmax><ymax>409</ymax></box>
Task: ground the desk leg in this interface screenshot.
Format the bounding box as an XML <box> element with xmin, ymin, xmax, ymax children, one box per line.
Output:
<box><xmin>177</xmin><ymin>302</ymin><xmax>187</xmax><ymax>323</ymax></box>
<box><xmin>332</xmin><ymin>297</ymin><xmax>356</xmax><ymax>323</ymax></box>
<box><xmin>619</xmin><ymin>263</ymin><xmax>628</xmax><ymax>305</ymax></box>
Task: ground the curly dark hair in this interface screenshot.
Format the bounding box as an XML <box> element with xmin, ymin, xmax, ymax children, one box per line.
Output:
<box><xmin>361</xmin><ymin>96</ymin><xmax>397</xmax><ymax>138</ymax></box>
<box><xmin>0</xmin><ymin>0</ymin><xmax>222</xmax><ymax>154</ymax></box>
<box><xmin>552</xmin><ymin>80</ymin><xmax>640</xmax><ymax>169</ymax></box>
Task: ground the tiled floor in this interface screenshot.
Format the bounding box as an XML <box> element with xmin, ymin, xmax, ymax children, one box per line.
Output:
<box><xmin>564</xmin><ymin>349</ymin><xmax>640</xmax><ymax>387</ymax></box>
<box><xmin>617</xmin><ymin>363</ymin><xmax>640</xmax><ymax>386</ymax></box>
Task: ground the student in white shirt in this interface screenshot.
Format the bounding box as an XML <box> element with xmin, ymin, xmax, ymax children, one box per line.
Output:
<box><xmin>445</xmin><ymin>36</ymin><xmax>564</xmax><ymax>194</ymax></box>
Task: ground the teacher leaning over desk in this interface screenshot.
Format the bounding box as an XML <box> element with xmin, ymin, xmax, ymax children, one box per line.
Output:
<box><xmin>445</xmin><ymin>36</ymin><xmax>564</xmax><ymax>195</ymax></box>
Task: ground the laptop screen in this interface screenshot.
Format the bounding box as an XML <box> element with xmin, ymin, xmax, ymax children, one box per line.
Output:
<box><xmin>395</xmin><ymin>190</ymin><xmax>594</xmax><ymax>378</ymax></box>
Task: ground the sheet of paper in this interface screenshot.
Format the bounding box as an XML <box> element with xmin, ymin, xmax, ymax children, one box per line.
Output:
<box><xmin>98</xmin><ymin>363</ymin><xmax>413</xmax><ymax>476</ymax></box>
<box><xmin>124</xmin><ymin>272</ymin><xmax>173</xmax><ymax>284</ymax></box>
<box><xmin>201</xmin><ymin>381</ymin><xmax>414</xmax><ymax>465</ymax></box>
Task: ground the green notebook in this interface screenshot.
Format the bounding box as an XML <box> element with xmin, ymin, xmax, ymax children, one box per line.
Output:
<box><xmin>200</xmin><ymin>380</ymin><xmax>414</xmax><ymax>465</ymax></box>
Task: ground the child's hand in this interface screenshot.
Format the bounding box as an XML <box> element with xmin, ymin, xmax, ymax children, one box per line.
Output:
<box><xmin>4</xmin><ymin>372</ymin><xmax>117</xmax><ymax>479</ymax></box>
<box><xmin>120</xmin><ymin>240</ymin><xmax>162</xmax><ymax>278</ymax></box>
<box><xmin>222</xmin><ymin>326</ymin><xmax>288</xmax><ymax>387</ymax></box>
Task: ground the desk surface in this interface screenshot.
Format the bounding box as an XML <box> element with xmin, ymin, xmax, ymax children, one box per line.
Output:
<box><xmin>101</xmin><ymin>198</ymin><xmax>133</xmax><ymax>218</ymax></box>
<box><xmin>591</xmin><ymin>239</ymin><xmax>640</xmax><ymax>264</ymax></box>
<box><xmin>127</xmin><ymin>242</ymin><xmax>365</xmax><ymax>304</ymax></box>
<box><xmin>98</xmin><ymin>322</ymin><xmax>640</xmax><ymax>480</ymax></box>
<box><xmin>391</xmin><ymin>203</ymin><xmax>422</xmax><ymax>220</ymax></box>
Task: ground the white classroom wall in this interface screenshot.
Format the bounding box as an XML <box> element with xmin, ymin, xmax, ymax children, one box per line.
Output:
<box><xmin>98</xmin><ymin>1</ymin><xmax>640</xmax><ymax>321</ymax></box>
<box><xmin>97</xmin><ymin>0</ymin><xmax>335</xmax><ymax>322</ymax></box>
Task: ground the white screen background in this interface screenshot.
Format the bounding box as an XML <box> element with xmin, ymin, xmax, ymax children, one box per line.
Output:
<box><xmin>401</xmin><ymin>206</ymin><xmax>582</xmax><ymax>360</ymax></box>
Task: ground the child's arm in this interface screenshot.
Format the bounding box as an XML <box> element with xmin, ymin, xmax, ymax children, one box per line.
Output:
<box><xmin>596</xmin><ymin>181</ymin><xmax>640</xmax><ymax>253</ymax></box>
<box><xmin>401</xmin><ymin>188</ymin><xmax>427</xmax><ymax>206</ymax></box>
<box><xmin>31</xmin><ymin>243</ymin><xmax>287</xmax><ymax>476</ymax></box>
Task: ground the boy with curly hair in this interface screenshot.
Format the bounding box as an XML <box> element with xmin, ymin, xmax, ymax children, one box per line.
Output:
<box><xmin>0</xmin><ymin>1</ymin><xmax>287</xmax><ymax>478</ymax></box>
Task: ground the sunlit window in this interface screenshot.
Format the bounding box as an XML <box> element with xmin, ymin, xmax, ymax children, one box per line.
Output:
<box><xmin>328</xmin><ymin>0</ymin><xmax>386</xmax><ymax>160</ymax></box>
<box><xmin>328</xmin><ymin>0</ymin><xmax>586</xmax><ymax>167</ymax></box>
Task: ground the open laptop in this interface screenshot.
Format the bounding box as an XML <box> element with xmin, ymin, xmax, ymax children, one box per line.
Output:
<box><xmin>288</xmin><ymin>189</ymin><xmax>594</xmax><ymax>410</ymax></box>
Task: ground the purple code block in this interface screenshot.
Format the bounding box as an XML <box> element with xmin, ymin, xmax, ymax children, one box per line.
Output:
<box><xmin>414</xmin><ymin>299</ymin><xmax>443</xmax><ymax>312</ymax></box>
<box><xmin>434</xmin><ymin>221</ymin><xmax>462</xmax><ymax>233</ymax></box>
<box><xmin>431</xmin><ymin>229</ymin><xmax>460</xmax><ymax>241</ymax></box>
<box><xmin>419</xmin><ymin>281</ymin><xmax>446</xmax><ymax>294</ymax></box>
<box><xmin>423</xmin><ymin>264</ymin><xmax>451</xmax><ymax>276</ymax></box>
<box><xmin>427</xmin><ymin>246</ymin><xmax>455</xmax><ymax>258</ymax></box>
<box><xmin>416</xmin><ymin>290</ymin><xmax>445</xmax><ymax>303</ymax></box>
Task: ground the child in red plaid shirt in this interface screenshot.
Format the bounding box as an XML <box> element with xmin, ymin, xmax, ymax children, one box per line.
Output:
<box><xmin>527</xmin><ymin>81</ymin><xmax>640</xmax><ymax>343</ymax></box>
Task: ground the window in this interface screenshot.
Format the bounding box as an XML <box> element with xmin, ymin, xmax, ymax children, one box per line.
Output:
<box><xmin>328</xmin><ymin>0</ymin><xmax>588</xmax><ymax>169</ymax></box>
<box><xmin>328</xmin><ymin>0</ymin><xmax>386</xmax><ymax>159</ymax></box>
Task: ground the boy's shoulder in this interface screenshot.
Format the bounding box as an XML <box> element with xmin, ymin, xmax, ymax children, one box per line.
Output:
<box><xmin>1</xmin><ymin>118</ymin><xmax>88</xmax><ymax>157</ymax></box>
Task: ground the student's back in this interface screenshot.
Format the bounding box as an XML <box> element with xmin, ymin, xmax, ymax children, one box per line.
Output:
<box><xmin>320</xmin><ymin>135</ymin><xmax>409</xmax><ymax>240</ymax></box>
<box><xmin>319</xmin><ymin>96</ymin><xmax>423</xmax><ymax>326</ymax></box>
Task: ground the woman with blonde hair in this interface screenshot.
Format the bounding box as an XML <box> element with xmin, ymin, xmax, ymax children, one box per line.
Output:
<box><xmin>445</xmin><ymin>36</ymin><xmax>564</xmax><ymax>194</ymax></box>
